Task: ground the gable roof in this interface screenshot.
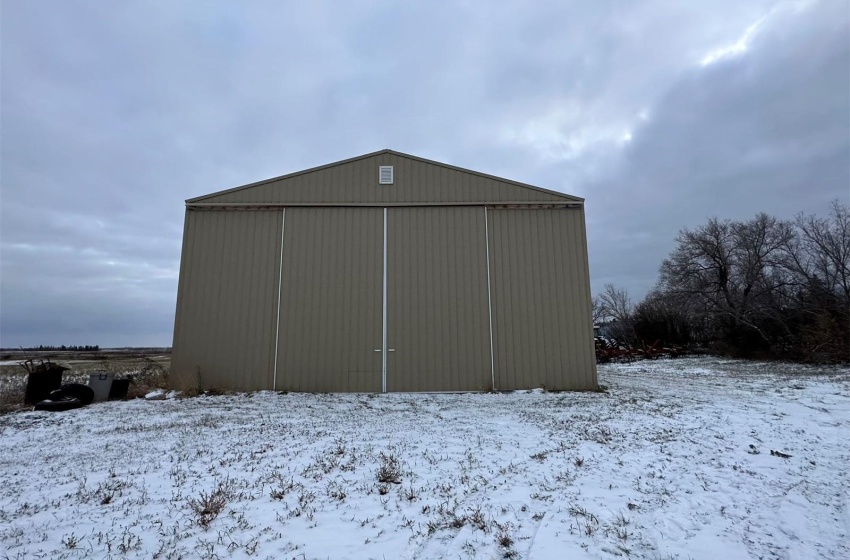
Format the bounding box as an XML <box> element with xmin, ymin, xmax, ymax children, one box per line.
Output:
<box><xmin>188</xmin><ymin>149</ymin><xmax>583</xmax><ymax>206</ymax></box>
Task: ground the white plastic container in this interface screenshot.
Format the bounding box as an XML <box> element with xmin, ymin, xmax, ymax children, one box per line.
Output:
<box><xmin>88</xmin><ymin>372</ymin><xmax>114</xmax><ymax>402</ymax></box>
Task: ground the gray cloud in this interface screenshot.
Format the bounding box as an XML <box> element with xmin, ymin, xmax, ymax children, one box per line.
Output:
<box><xmin>584</xmin><ymin>0</ymin><xmax>849</xmax><ymax>290</ymax></box>
<box><xmin>1</xmin><ymin>0</ymin><xmax>847</xmax><ymax>346</ymax></box>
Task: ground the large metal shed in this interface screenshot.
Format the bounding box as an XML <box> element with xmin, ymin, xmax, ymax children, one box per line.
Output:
<box><xmin>171</xmin><ymin>149</ymin><xmax>597</xmax><ymax>392</ymax></box>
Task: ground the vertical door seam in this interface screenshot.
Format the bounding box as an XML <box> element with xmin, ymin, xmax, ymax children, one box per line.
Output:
<box><xmin>272</xmin><ymin>208</ymin><xmax>286</xmax><ymax>391</ymax></box>
<box><xmin>485</xmin><ymin>206</ymin><xmax>496</xmax><ymax>390</ymax></box>
<box><xmin>382</xmin><ymin>208</ymin><xmax>388</xmax><ymax>393</ymax></box>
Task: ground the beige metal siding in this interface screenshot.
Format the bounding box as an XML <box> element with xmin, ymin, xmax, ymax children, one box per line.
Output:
<box><xmin>275</xmin><ymin>208</ymin><xmax>383</xmax><ymax>392</ymax></box>
<box><xmin>488</xmin><ymin>208</ymin><xmax>597</xmax><ymax>390</ymax></box>
<box><xmin>387</xmin><ymin>207</ymin><xmax>492</xmax><ymax>391</ymax></box>
<box><xmin>197</xmin><ymin>153</ymin><xmax>570</xmax><ymax>205</ymax></box>
<box><xmin>173</xmin><ymin>152</ymin><xmax>596</xmax><ymax>393</ymax></box>
<box><xmin>171</xmin><ymin>209</ymin><xmax>282</xmax><ymax>390</ymax></box>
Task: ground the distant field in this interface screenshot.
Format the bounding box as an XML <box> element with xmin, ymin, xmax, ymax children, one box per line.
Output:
<box><xmin>0</xmin><ymin>349</ymin><xmax>171</xmax><ymax>413</ymax></box>
<box><xmin>0</xmin><ymin>348</ymin><xmax>170</xmax><ymax>375</ymax></box>
<box><xmin>0</xmin><ymin>357</ymin><xmax>847</xmax><ymax>559</ymax></box>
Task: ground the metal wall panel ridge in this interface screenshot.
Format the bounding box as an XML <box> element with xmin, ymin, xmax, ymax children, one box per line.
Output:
<box><xmin>387</xmin><ymin>207</ymin><xmax>492</xmax><ymax>391</ymax></box>
<box><xmin>275</xmin><ymin>208</ymin><xmax>383</xmax><ymax>392</ymax></box>
<box><xmin>487</xmin><ymin>208</ymin><xmax>597</xmax><ymax>390</ymax></box>
<box><xmin>171</xmin><ymin>210</ymin><xmax>283</xmax><ymax>390</ymax></box>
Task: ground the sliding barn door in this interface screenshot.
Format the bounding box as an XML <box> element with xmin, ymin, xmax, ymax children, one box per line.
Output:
<box><xmin>386</xmin><ymin>207</ymin><xmax>492</xmax><ymax>391</ymax></box>
<box><xmin>275</xmin><ymin>208</ymin><xmax>383</xmax><ymax>392</ymax></box>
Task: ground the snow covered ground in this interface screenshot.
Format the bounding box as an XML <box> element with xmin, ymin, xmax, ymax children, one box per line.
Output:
<box><xmin>1</xmin><ymin>357</ymin><xmax>848</xmax><ymax>559</ymax></box>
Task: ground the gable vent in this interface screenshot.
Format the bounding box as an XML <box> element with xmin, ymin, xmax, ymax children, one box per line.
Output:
<box><xmin>379</xmin><ymin>165</ymin><xmax>394</xmax><ymax>185</ymax></box>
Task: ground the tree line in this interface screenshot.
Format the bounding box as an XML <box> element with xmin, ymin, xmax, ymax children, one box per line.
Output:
<box><xmin>21</xmin><ymin>345</ymin><xmax>101</xmax><ymax>351</ymax></box>
<box><xmin>594</xmin><ymin>200</ymin><xmax>849</xmax><ymax>363</ymax></box>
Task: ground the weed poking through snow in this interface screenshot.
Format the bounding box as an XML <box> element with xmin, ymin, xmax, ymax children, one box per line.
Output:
<box><xmin>188</xmin><ymin>481</ymin><xmax>231</xmax><ymax>528</ymax></box>
<box><xmin>376</xmin><ymin>452</ymin><xmax>402</xmax><ymax>484</ymax></box>
<box><xmin>495</xmin><ymin>524</ymin><xmax>517</xmax><ymax>559</ymax></box>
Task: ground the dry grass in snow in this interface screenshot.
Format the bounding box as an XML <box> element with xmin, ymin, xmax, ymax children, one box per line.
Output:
<box><xmin>0</xmin><ymin>357</ymin><xmax>848</xmax><ymax>559</ymax></box>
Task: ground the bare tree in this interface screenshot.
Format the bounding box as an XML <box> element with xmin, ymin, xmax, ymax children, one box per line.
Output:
<box><xmin>632</xmin><ymin>288</ymin><xmax>695</xmax><ymax>347</ymax></box>
<box><xmin>591</xmin><ymin>295</ymin><xmax>605</xmax><ymax>325</ymax></box>
<box><xmin>786</xmin><ymin>200</ymin><xmax>850</xmax><ymax>302</ymax></box>
<box><xmin>658</xmin><ymin>214</ymin><xmax>794</xmax><ymax>349</ymax></box>
<box><xmin>780</xmin><ymin>201</ymin><xmax>850</xmax><ymax>360</ymax></box>
<box><xmin>643</xmin><ymin>203</ymin><xmax>848</xmax><ymax>361</ymax></box>
<box><xmin>659</xmin><ymin>218</ymin><xmax>734</xmax><ymax>332</ymax></box>
<box><xmin>598</xmin><ymin>283</ymin><xmax>633</xmax><ymax>322</ymax></box>
<box><xmin>597</xmin><ymin>283</ymin><xmax>635</xmax><ymax>343</ymax></box>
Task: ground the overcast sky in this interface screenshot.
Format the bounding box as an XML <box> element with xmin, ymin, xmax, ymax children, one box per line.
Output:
<box><xmin>1</xmin><ymin>0</ymin><xmax>848</xmax><ymax>348</ymax></box>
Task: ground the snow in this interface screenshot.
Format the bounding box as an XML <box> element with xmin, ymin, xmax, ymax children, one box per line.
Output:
<box><xmin>144</xmin><ymin>389</ymin><xmax>179</xmax><ymax>400</ymax></box>
<box><xmin>1</xmin><ymin>357</ymin><xmax>848</xmax><ymax>559</ymax></box>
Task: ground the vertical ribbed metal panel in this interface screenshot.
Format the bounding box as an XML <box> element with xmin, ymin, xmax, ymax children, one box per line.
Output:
<box><xmin>488</xmin><ymin>208</ymin><xmax>597</xmax><ymax>390</ymax></box>
<box><xmin>386</xmin><ymin>207</ymin><xmax>491</xmax><ymax>391</ymax></box>
<box><xmin>275</xmin><ymin>208</ymin><xmax>383</xmax><ymax>392</ymax></box>
<box><xmin>171</xmin><ymin>209</ymin><xmax>282</xmax><ymax>390</ymax></box>
<box><xmin>573</xmin><ymin>206</ymin><xmax>599</xmax><ymax>389</ymax></box>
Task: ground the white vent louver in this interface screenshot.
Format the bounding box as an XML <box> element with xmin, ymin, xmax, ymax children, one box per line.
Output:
<box><xmin>379</xmin><ymin>165</ymin><xmax>394</xmax><ymax>185</ymax></box>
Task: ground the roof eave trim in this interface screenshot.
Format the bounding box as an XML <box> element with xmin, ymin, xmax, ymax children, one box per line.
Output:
<box><xmin>186</xmin><ymin>201</ymin><xmax>585</xmax><ymax>208</ymax></box>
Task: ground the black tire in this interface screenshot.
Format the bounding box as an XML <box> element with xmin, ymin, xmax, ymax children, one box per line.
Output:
<box><xmin>52</xmin><ymin>384</ymin><xmax>95</xmax><ymax>406</ymax></box>
<box><xmin>34</xmin><ymin>397</ymin><xmax>83</xmax><ymax>412</ymax></box>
